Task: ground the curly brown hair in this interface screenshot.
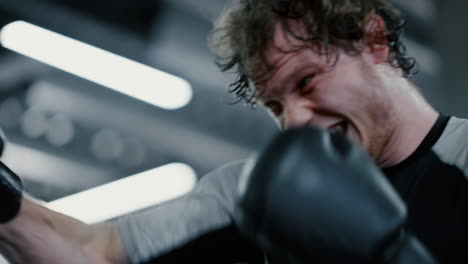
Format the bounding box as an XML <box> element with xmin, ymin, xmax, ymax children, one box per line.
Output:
<box><xmin>210</xmin><ymin>0</ymin><xmax>415</xmax><ymax>104</ymax></box>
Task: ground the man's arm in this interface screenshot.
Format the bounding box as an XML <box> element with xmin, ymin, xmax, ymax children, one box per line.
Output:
<box><xmin>0</xmin><ymin>159</ymin><xmax>260</xmax><ymax>264</ymax></box>
<box><xmin>0</xmin><ymin>165</ymin><xmax>128</xmax><ymax>264</ymax></box>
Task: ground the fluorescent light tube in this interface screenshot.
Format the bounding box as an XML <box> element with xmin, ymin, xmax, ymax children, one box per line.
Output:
<box><xmin>46</xmin><ymin>163</ymin><xmax>197</xmax><ymax>224</ymax></box>
<box><xmin>0</xmin><ymin>21</ymin><xmax>192</xmax><ymax>109</ymax></box>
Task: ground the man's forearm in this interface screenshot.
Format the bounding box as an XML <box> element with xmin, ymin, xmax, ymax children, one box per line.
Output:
<box><xmin>0</xmin><ymin>196</ymin><xmax>128</xmax><ymax>264</ymax></box>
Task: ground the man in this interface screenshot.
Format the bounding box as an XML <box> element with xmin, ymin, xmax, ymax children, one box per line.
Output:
<box><xmin>0</xmin><ymin>0</ymin><xmax>466</xmax><ymax>263</ymax></box>
<box><xmin>212</xmin><ymin>1</ymin><xmax>467</xmax><ymax>263</ymax></box>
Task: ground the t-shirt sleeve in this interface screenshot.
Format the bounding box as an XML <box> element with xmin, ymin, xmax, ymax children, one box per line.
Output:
<box><xmin>433</xmin><ymin>116</ymin><xmax>468</xmax><ymax>176</ymax></box>
<box><xmin>116</xmin><ymin>160</ymin><xmax>262</xmax><ymax>264</ymax></box>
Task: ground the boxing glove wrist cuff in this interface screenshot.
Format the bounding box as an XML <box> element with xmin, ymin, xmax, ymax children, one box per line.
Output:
<box><xmin>0</xmin><ymin>162</ymin><xmax>23</xmax><ymax>223</ymax></box>
<box><xmin>380</xmin><ymin>229</ymin><xmax>436</xmax><ymax>264</ymax></box>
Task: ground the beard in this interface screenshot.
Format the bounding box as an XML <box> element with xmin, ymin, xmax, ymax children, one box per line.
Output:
<box><xmin>359</xmin><ymin>65</ymin><xmax>398</xmax><ymax>164</ymax></box>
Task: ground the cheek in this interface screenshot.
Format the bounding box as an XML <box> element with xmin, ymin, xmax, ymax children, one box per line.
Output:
<box><xmin>309</xmin><ymin>57</ymin><xmax>378</xmax><ymax>113</ymax></box>
<box><xmin>314</xmin><ymin>77</ymin><xmax>364</xmax><ymax>109</ymax></box>
<box><xmin>319</xmin><ymin>62</ymin><xmax>367</xmax><ymax>97</ymax></box>
<box><xmin>332</xmin><ymin>70</ymin><xmax>378</xmax><ymax>108</ymax></box>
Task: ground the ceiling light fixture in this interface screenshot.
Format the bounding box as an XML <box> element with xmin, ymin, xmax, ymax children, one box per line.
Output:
<box><xmin>0</xmin><ymin>21</ymin><xmax>192</xmax><ymax>109</ymax></box>
<box><xmin>46</xmin><ymin>163</ymin><xmax>197</xmax><ymax>223</ymax></box>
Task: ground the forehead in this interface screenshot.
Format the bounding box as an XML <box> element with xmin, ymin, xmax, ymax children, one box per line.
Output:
<box><xmin>258</xmin><ymin>21</ymin><xmax>331</xmax><ymax>87</ymax></box>
<box><xmin>264</xmin><ymin>21</ymin><xmax>314</xmax><ymax>67</ymax></box>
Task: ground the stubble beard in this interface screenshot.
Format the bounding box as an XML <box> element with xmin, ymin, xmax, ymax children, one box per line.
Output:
<box><xmin>361</xmin><ymin>67</ymin><xmax>398</xmax><ymax>164</ymax></box>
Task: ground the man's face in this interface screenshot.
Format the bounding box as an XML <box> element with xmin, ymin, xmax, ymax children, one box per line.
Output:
<box><xmin>256</xmin><ymin>24</ymin><xmax>397</xmax><ymax>159</ymax></box>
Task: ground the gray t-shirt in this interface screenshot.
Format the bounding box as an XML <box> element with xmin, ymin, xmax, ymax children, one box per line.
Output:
<box><xmin>117</xmin><ymin>160</ymin><xmax>254</xmax><ymax>264</ymax></box>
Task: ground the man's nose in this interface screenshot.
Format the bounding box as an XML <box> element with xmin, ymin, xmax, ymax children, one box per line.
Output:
<box><xmin>282</xmin><ymin>102</ymin><xmax>314</xmax><ymax>130</ymax></box>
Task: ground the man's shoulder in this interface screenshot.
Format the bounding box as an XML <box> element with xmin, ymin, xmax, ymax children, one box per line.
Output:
<box><xmin>434</xmin><ymin>116</ymin><xmax>468</xmax><ymax>150</ymax></box>
<box><xmin>433</xmin><ymin>116</ymin><xmax>468</xmax><ymax>174</ymax></box>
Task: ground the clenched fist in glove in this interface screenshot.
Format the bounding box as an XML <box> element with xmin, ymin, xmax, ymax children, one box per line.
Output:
<box><xmin>235</xmin><ymin>126</ymin><xmax>437</xmax><ymax>264</ymax></box>
<box><xmin>0</xmin><ymin>161</ymin><xmax>23</xmax><ymax>223</ymax></box>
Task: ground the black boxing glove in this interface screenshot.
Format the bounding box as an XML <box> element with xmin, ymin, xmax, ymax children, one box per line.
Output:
<box><xmin>0</xmin><ymin>126</ymin><xmax>6</xmax><ymax>157</ymax></box>
<box><xmin>0</xmin><ymin>161</ymin><xmax>23</xmax><ymax>223</ymax></box>
<box><xmin>235</xmin><ymin>126</ymin><xmax>436</xmax><ymax>264</ymax></box>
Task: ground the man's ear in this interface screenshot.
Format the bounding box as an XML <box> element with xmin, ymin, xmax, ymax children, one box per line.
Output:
<box><xmin>363</xmin><ymin>14</ymin><xmax>390</xmax><ymax>65</ymax></box>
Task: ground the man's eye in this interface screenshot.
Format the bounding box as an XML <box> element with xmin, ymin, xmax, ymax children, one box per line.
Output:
<box><xmin>297</xmin><ymin>75</ymin><xmax>314</xmax><ymax>90</ymax></box>
<box><xmin>264</xmin><ymin>101</ymin><xmax>283</xmax><ymax>116</ymax></box>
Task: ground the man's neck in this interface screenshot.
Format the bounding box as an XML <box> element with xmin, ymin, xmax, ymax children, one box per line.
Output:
<box><xmin>377</xmin><ymin>85</ymin><xmax>439</xmax><ymax>169</ymax></box>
